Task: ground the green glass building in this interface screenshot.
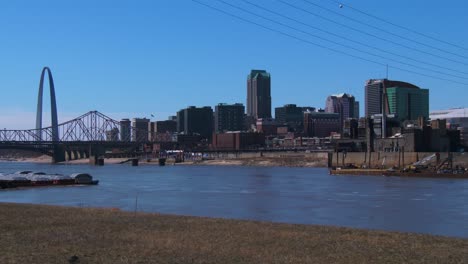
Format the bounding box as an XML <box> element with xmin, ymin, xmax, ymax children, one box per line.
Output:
<box><xmin>386</xmin><ymin>86</ymin><xmax>429</xmax><ymax>122</ymax></box>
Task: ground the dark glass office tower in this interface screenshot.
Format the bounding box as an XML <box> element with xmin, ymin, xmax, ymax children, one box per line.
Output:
<box><xmin>247</xmin><ymin>70</ymin><xmax>271</xmax><ymax>119</ymax></box>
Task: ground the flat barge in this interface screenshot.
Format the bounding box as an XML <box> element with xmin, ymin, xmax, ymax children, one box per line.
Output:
<box><xmin>330</xmin><ymin>169</ymin><xmax>468</xmax><ymax>179</ymax></box>
<box><xmin>0</xmin><ymin>171</ymin><xmax>99</xmax><ymax>189</ymax></box>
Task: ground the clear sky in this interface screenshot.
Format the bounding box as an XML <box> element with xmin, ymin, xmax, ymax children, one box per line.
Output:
<box><xmin>1</xmin><ymin>0</ymin><xmax>467</xmax><ymax>129</ymax></box>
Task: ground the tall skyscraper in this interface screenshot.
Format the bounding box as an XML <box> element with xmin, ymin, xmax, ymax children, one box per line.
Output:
<box><xmin>247</xmin><ymin>70</ymin><xmax>271</xmax><ymax>119</ymax></box>
<box><xmin>325</xmin><ymin>93</ymin><xmax>358</xmax><ymax>120</ymax></box>
<box><xmin>365</xmin><ymin>79</ymin><xmax>429</xmax><ymax>122</ymax></box>
<box><xmin>215</xmin><ymin>103</ymin><xmax>245</xmax><ymax>133</ymax></box>
<box><xmin>387</xmin><ymin>87</ymin><xmax>429</xmax><ymax>122</ymax></box>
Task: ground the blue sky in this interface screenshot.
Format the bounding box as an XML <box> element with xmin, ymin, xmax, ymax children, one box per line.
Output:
<box><xmin>1</xmin><ymin>0</ymin><xmax>467</xmax><ymax>129</ymax></box>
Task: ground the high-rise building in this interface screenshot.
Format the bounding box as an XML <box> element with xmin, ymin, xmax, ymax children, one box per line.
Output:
<box><xmin>387</xmin><ymin>86</ymin><xmax>429</xmax><ymax>122</ymax></box>
<box><xmin>177</xmin><ymin>106</ymin><xmax>214</xmax><ymax>141</ymax></box>
<box><xmin>148</xmin><ymin>121</ymin><xmax>157</xmax><ymax>142</ymax></box>
<box><xmin>325</xmin><ymin>93</ymin><xmax>359</xmax><ymax>132</ymax></box>
<box><xmin>176</xmin><ymin>109</ymin><xmax>185</xmax><ymax>133</ymax></box>
<box><xmin>354</xmin><ymin>101</ymin><xmax>360</xmax><ymax>118</ymax></box>
<box><xmin>132</xmin><ymin>118</ymin><xmax>150</xmax><ymax>142</ymax></box>
<box><xmin>156</xmin><ymin>120</ymin><xmax>177</xmax><ymax>133</ymax></box>
<box><xmin>275</xmin><ymin>104</ymin><xmax>302</xmax><ymax>124</ymax></box>
<box><xmin>275</xmin><ymin>104</ymin><xmax>314</xmax><ymax>132</ymax></box>
<box><xmin>325</xmin><ymin>93</ymin><xmax>358</xmax><ymax>120</ymax></box>
<box><xmin>106</xmin><ymin>128</ymin><xmax>119</xmax><ymax>141</ymax></box>
<box><xmin>365</xmin><ymin>79</ymin><xmax>428</xmax><ymax>122</ymax></box>
<box><xmin>215</xmin><ymin>103</ymin><xmax>245</xmax><ymax>133</ymax></box>
<box><xmin>247</xmin><ymin>70</ymin><xmax>271</xmax><ymax>119</ymax></box>
<box><xmin>120</xmin><ymin>119</ymin><xmax>131</xmax><ymax>142</ymax></box>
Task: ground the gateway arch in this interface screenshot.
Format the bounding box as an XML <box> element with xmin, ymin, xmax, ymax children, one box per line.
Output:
<box><xmin>36</xmin><ymin>67</ymin><xmax>59</xmax><ymax>142</ymax></box>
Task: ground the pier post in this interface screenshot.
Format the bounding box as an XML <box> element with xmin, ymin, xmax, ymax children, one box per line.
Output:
<box><xmin>398</xmin><ymin>149</ymin><xmax>401</xmax><ymax>169</ymax></box>
<box><xmin>52</xmin><ymin>144</ymin><xmax>66</xmax><ymax>163</ymax></box>
<box><xmin>401</xmin><ymin>147</ymin><xmax>405</xmax><ymax>167</ymax></box>
<box><xmin>88</xmin><ymin>145</ymin><xmax>105</xmax><ymax>166</ymax></box>
<box><xmin>336</xmin><ymin>151</ymin><xmax>339</xmax><ymax>167</ymax></box>
<box><xmin>368</xmin><ymin>151</ymin><xmax>372</xmax><ymax>169</ymax></box>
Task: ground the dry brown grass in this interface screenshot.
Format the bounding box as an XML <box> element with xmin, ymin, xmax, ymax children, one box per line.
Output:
<box><xmin>0</xmin><ymin>203</ymin><xmax>467</xmax><ymax>264</ymax></box>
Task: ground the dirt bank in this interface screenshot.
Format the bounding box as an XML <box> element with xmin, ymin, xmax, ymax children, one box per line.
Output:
<box><xmin>173</xmin><ymin>156</ymin><xmax>328</xmax><ymax>167</ymax></box>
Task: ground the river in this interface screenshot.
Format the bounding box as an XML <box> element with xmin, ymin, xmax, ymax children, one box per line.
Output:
<box><xmin>1</xmin><ymin>162</ymin><xmax>467</xmax><ymax>238</ymax></box>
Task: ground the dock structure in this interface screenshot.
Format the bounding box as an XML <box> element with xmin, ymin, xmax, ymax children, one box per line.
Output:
<box><xmin>0</xmin><ymin>172</ymin><xmax>98</xmax><ymax>189</ymax></box>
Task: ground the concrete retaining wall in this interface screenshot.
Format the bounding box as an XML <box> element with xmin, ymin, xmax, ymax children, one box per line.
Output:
<box><xmin>203</xmin><ymin>150</ymin><xmax>468</xmax><ymax>169</ymax></box>
<box><xmin>330</xmin><ymin>152</ymin><xmax>468</xmax><ymax>168</ymax></box>
<box><xmin>206</xmin><ymin>151</ymin><xmax>329</xmax><ymax>160</ymax></box>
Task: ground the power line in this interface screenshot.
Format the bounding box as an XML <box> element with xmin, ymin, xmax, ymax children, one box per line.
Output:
<box><xmin>215</xmin><ymin>0</ymin><xmax>468</xmax><ymax>80</ymax></box>
<box><xmin>300</xmin><ymin>0</ymin><xmax>468</xmax><ymax>60</ymax></box>
<box><xmin>241</xmin><ymin>0</ymin><xmax>468</xmax><ymax>77</ymax></box>
<box><xmin>191</xmin><ymin>0</ymin><xmax>468</xmax><ymax>86</ymax></box>
<box><xmin>325</xmin><ymin>0</ymin><xmax>468</xmax><ymax>52</ymax></box>
<box><xmin>277</xmin><ymin>0</ymin><xmax>468</xmax><ymax>67</ymax></box>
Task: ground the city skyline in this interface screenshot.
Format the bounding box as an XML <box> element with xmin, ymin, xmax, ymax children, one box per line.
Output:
<box><xmin>1</xmin><ymin>0</ymin><xmax>468</xmax><ymax>129</ymax></box>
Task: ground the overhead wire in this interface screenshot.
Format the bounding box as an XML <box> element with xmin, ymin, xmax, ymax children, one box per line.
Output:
<box><xmin>240</xmin><ymin>0</ymin><xmax>468</xmax><ymax>77</ymax></box>
<box><xmin>324</xmin><ymin>0</ymin><xmax>468</xmax><ymax>52</ymax></box>
<box><xmin>277</xmin><ymin>0</ymin><xmax>468</xmax><ymax>67</ymax></box>
<box><xmin>191</xmin><ymin>0</ymin><xmax>468</xmax><ymax>86</ymax></box>
<box><xmin>299</xmin><ymin>0</ymin><xmax>468</xmax><ymax>60</ymax></box>
<box><xmin>215</xmin><ymin>0</ymin><xmax>468</xmax><ymax>80</ymax></box>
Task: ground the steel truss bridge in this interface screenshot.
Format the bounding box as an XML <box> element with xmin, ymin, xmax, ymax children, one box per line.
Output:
<box><xmin>1</xmin><ymin>111</ymin><xmax>146</xmax><ymax>142</ymax></box>
<box><xmin>0</xmin><ymin>111</ymin><xmax>154</xmax><ymax>163</ymax></box>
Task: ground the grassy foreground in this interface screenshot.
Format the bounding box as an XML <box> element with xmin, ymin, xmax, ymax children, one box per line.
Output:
<box><xmin>0</xmin><ymin>203</ymin><xmax>467</xmax><ymax>264</ymax></box>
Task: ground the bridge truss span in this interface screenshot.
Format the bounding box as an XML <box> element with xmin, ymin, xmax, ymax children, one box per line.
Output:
<box><xmin>1</xmin><ymin>111</ymin><xmax>134</xmax><ymax>142</ymax></box>
<box><xmin>0</xmin><ymin>68</ymin><xmax>155</xmax><ymax>162</ymax></box>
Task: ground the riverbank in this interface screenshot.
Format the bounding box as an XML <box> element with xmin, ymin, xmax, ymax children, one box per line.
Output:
<box><xmin>0</xmin><ymin>203</ymin><xmax>466</xmax><ymax>263</ymax></box>
<box><xmin>166</xmin><ymin>156</ymin><xmax>328</xmax><ymax>167</ymax></box>
<box><xmin>1</xmin><ymin>154</ymin><xmax>329</xmax><ymax>167</ymax></box>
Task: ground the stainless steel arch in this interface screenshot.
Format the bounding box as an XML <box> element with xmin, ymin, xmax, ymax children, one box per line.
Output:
<box><xmin>36</xmin><ymin>67</ymin><xmax>59</xmax><ymax>142</ymax></box>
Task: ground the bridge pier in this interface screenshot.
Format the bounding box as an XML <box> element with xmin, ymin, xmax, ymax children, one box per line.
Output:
<box><xmin>82</xmin><ymin>150</ymin><xmax>89</xmax><ymax>159</ymax></box>
<box><xmin>65</xmin><ymin>150</ymin><xmax>72</xmax><ymax>161</ymax></box>
<box><xmin>89</xmin><ymin>145</ymin><xmax>105</xmax><ymax>166</ymax></box>
<box><xmin>52</xmin><ymin>145</ymin><xmax>66</xmax><ymax>163</ymax></box>
<box><xmin>61</xmin><ymin>146</ymin><xmax>90</xmax><ymax>162</ymax></box>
